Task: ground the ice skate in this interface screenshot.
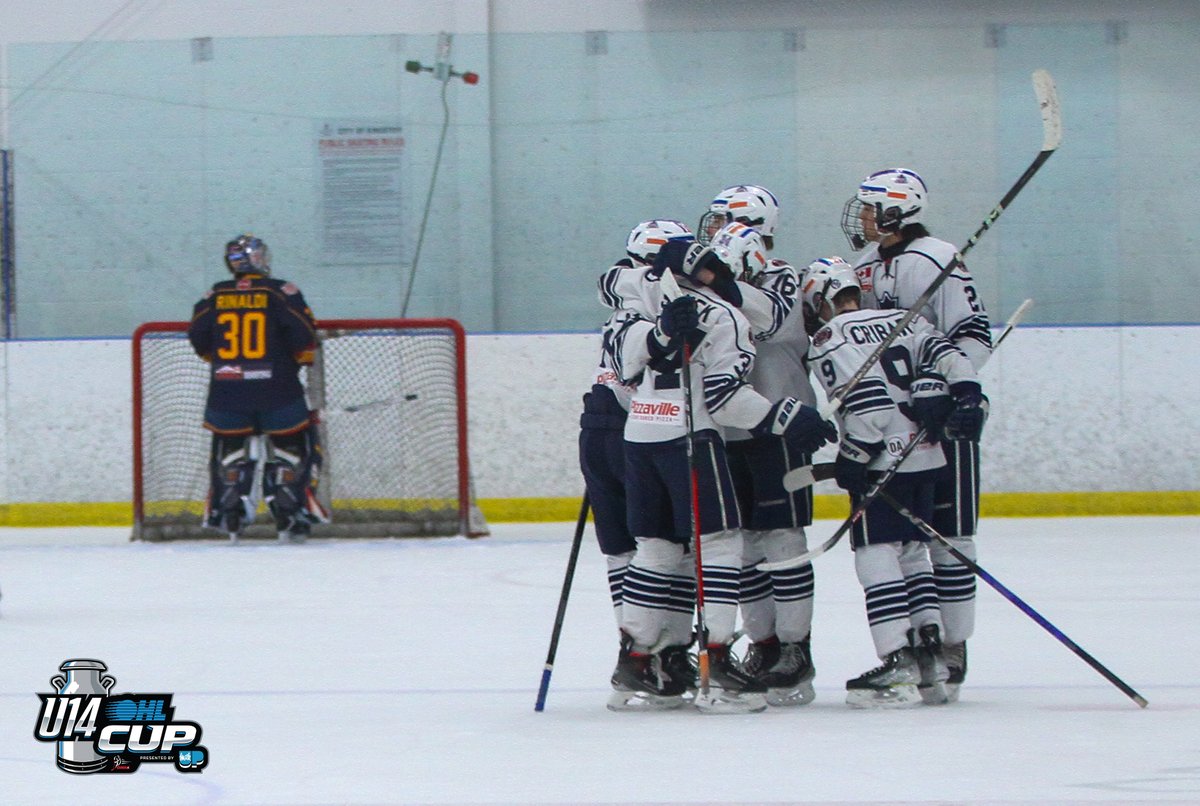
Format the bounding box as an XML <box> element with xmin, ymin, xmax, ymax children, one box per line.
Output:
<box><xmin>694</xmin><ymin>644</ymin><xmax>767</xmax><ymax>714</ymax></box>
<box><xmin>944</xmin><ymin>641</ymin><xmax>967</xmax><ymax>703</ymax></box>
<box><xmin>845</xmin><ymin>647</ymin><xmax>921</xmax><ymax>709</ymax></box>
<box><xmin>740</xmin><ymin>636</ymin><xmax>781</xmax><ymax>680</ymax></box>
<box><xmin>607</xmin><ymin>634</ymin><xmax>684</xmax><ymax>712</ymax></box>
<box><xmin>759</xmin><ymin>635</ymin><xmax>816</xmax><ymax>707</ymax></box>
<box><xmin>658</xmin><ymin>644</ymin><xmax>697</xmax><ymax>698</ymax></box>
<box><xmin>910</xmin><ymin>625</ymin><xmax>950</xmax><ymax>705</ymax></box>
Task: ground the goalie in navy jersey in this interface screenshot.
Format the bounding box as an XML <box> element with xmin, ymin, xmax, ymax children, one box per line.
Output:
<box><xmin>801</xmin><ymin>257</ymin><xmax>983</xmax><ymax>708</ymax></box>
<box><xmin>841</xmin><ymin>168</ymin><xmax>991</xmax><ymax>701</ymax></box>
<box><xmin>188</xmin><ymin>234</ymin><xmax>329</xmax><ymax>542</ymax></box>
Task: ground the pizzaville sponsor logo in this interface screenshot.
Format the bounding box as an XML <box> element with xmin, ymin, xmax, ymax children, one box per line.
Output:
<box><xmin>630</xmin><ymin>400</ymin><xmax>681</xmax><ymax>418</ymax></box>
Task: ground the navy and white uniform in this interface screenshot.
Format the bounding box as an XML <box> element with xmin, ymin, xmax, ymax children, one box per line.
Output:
<box><xmin>852</xmin><ymin>234</ymin><xmax>991</xmax><ymax>646</ymax></box>
<box><xmin>809</xmin><ymin>306</ymin><xmax>977</xmax><ymax>658</ymax></box>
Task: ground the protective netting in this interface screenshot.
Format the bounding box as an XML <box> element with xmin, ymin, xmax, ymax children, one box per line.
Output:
<box><xmin>133</xmin><ymin>319</ymin><xmax>485</xmax><ymax>540</ymax></box>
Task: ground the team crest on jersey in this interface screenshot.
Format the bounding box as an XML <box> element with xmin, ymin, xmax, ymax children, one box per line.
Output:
<box><xmin>282</xmin><ymin>282</ymin><xmax>300</xmax><ymax>295</ymax></box>
<box><xmin>813</xmin><ymin>327</ymin><xmax>831</xmax><ymax>347</ymax></box>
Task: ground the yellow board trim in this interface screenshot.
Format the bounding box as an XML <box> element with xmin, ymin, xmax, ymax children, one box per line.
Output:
<box><xmin>0</xmin><ymin>491</ymin><xmax>1195</xmax><ymax>528</ymax></box>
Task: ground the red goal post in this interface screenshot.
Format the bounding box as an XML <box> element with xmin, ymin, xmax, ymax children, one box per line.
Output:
<box><xmin>132</xmin><ymin>317</ymin><xmax>487</xmax><ymax>541</ymax></box>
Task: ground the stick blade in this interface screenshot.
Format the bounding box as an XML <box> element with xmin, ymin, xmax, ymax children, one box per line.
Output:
<box><xmin>1032</xmin><ymin>69</ymin><xmax>1062</xmax><ymax>151</ymax></box>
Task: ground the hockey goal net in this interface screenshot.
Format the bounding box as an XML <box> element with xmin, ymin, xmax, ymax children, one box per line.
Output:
<box><xmin>132</xmin><ymin>318</ymin><xmax>488</xmax><ymax>541</ymax></box>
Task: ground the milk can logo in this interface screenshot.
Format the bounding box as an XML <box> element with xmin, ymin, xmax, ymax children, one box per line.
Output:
<box><xmin>34</xmin><ymin>659</ymin><xmax>208</xmax><ymax>774</ymax></box>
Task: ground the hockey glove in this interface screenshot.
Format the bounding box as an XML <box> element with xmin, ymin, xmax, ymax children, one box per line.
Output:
<box><xmin>650</xmin><ymin>237</ymin><xmax>696</xmax><ymax>278</ymax></box>
<box><xmin>944</xmin><ymin>381</ymin><xmax>989</xmax><ymax>442</ymax></box>
<box><xmin>646</xmin><ymin>295</ymin><xmax>700</xmax><ymax>363</ymax></box>
<box><xmin>752</xmin><ymin>396</ymin><xmax>838</xmax><ymax>455</ymax></box>
<box><xmin>834</xmin><ymin>439</ymin><xmax>881</xmax><ymax>497</ymax></box>
<box><xmin>910</xmin><ymin>372</ymin><xmax>955</xmax><ymax>442</ymax></box>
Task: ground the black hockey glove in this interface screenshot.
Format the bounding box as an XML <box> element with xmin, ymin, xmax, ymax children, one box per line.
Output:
<box><xmin>944</xmin><ymin>381</ymin><xmax>989</xmax><ymax>442</ymax></box>
<box><xmin>752</xmin><ymin>397</ymin><xmax>837</xmax><ymax>455</ymax></box>
<box><xmin>834</xmin><ymin>439</ymin><xmax>881</xmax><ymax>497</ymax></box>
<box><xmin>910</xmin><ymin>372</ymin><xmax>955</xmax><ymax>442</ymax></box>
<box><xmin>650</xmin><ymin>237</ymin><xmax>695</xmax><ymax>277</ymax></box>
<box><xmin>646</xmin><ymin>295</ymin><xmax>700</xmax><ymax>363</ymax></box>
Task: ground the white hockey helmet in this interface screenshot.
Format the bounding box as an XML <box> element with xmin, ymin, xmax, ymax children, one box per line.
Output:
<box><xmin>801</xmin><ymin>256</ymin><xmax>859</xmax><ymax>329</ymax></box>
<box><xmin>706</xmin><ymin>221</ymin><xmax>768</xmax><ymax>282</ymax></box>
<box><xmin>700</xmin><ymin>184</ymin><xmax>780</xmax><ymax>245</ymax></box>
<box><xmin>625</xmin><ymin>219</ymin><xmax>692</xmax><ymax>265</ymax></box>
<box><xmin>841</xmin><ymin>168</ymin><xmax>927</xmax><ymax>250</ymax></box>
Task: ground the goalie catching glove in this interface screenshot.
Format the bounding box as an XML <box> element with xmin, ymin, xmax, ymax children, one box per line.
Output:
<box><xmin>752</xmin><ymin>396</ymin><xmax>837</xmax><ymax>454</ymax></box>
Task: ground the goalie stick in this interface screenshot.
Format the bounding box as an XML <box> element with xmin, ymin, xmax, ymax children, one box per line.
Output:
<box><xmin>814</xmin><ymin>69</ymin><xmax>1060</xmax><ymax>422</ymax></box>
<box><xmin>876</xmin><ymin>490</ymin><xmax>1149</xmax><ymax>709</ymax></box>
<box><xmin>761</xmin><ymin>297</ymin><xmax>1034</xmax><ymax>571</ymax></box>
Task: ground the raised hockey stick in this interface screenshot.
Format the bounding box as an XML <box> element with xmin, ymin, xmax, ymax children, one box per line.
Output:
<box><xmin>876</xmin><ymin>490</ymin><xmax>1149</xmax><ymax>709</ymax></box>
<box><xmin>817</xmin><ymin>69</ymin><xmax>1060</xmax><ymax>421</ymax></box>
<box><xmin>534</xmin><ymin>493</ymin><xmax>590</xmax><ymax>712</ymax></box>
<box><xmin>660</xmin><ymin>267</ymin><xmax>712</xmax><ymax>694</ymax></box>
<box><xmin>764</xmin><ymin>298</ymin><xmax>1034</xmax><ymax>569</ymax></box>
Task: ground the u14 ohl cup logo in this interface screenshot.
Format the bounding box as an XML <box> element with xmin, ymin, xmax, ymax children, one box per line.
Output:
<box><xmin>34</xmin><ymin>659</ymin><xmax>208</xmax><ymax>774</ymax></box>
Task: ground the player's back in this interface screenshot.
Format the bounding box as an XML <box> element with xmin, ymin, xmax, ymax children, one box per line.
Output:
<box><xmin>808</xmin><ymin>308</ymin><xmax>944</xmax><ymax>473</ymax></box>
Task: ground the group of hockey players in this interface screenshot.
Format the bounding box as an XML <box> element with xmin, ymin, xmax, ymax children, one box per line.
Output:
<box><xmin>580</xmin><ymin>170</ymin><xmax>992</xmax><ymax>713</ymax></box>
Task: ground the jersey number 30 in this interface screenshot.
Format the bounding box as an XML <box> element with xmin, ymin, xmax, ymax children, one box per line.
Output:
<box><xmin>216</xmin><ymin>311</ymin><xmax>267</xmax><ymax>360</ymax></box>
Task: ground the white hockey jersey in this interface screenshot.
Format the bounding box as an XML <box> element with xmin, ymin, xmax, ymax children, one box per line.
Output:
<box><xmin>852</xmin><ymin>235</ymin><xmax>992</xmax><ymax>371</ymax></box>
<box><xmin>614</xmin><ymin>277</ymin><xmax>777</xmax><ymax>445</ymax></box>
<box><xmin>808</xmin><ymin>308</ymin><xmax>977</xmax><ymax>473</ymax></box>
<box><xmin>726</xmin><ymin>258</ymin><xmax>816</xmax><ymax>443</ymax></box>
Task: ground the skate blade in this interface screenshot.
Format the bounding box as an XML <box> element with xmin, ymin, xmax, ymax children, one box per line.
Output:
<box><xmin>766</xmin><ymin>682</ymin><xmax>816</xmax><ymax>707</ymax></box>
<box><xmin>845</xmin><ymin>684</ymin><xmax>921</xmax><ymax>709</ymax></box>
<box><xmin>606</xmin><ymin>690</ymin><xmax>685</xmax><ymax>712</ymax></box>
<box><xmin>919</xmin><ymin>682</ymin><xmax>949</xmax><ymax>705</ymax></box>
<box><xmin>694</xmin><ymin>690</ymin><xmax>767</xmax><ymax>714</ymax></box>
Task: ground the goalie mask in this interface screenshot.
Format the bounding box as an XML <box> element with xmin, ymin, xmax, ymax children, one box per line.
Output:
<box><xmin>626</xmin><ymin>219</ymin><xmax>692</xmax><ymax>265</ymax></box>
<box><xmin>841</xmin><ymin>168</ymin><xmax>927</xmax><ymax>251</ymax></box>
<box><xmin>225</xmin><ymin>234</ymin><xmax>271</xmax><ymax>276</ymax></box>
<box><xmin>699</xmin><ymin>184</ymin><xmax>780</xmax><ymax>245</ymax></box>
<box><xmin>801</xmin><ymin>257</ymin><xmax>858</xmax><ymax>333</ymax></box>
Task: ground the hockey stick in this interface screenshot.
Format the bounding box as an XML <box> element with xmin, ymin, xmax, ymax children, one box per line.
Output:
<box><xmin>817</xmin><ymin>69</ymin><xmax>1059</xmax><ymax>421</ymax></box>
<box><xmin>660</xmin><ymin>267</ymin><xmax>712</xmax><ymax>694</ymax></box>
<box><xmin>534</xmin><ymin>493</ymin><xmax>590</xmax><ymax>712</ymax></box>
<box><xmin>876</xmin><ymin>490</ymin><xmax>1149</xmax><ymax>709</ymax></box>
<box><xmin>764</xmin><ymin>298</ymin><xmax>1034</xmax><ymax>569</ymax></box>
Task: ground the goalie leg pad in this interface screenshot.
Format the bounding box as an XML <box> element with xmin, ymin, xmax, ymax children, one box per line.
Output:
<box><xmin>205</xmin><ymin>434</ymin><xmax>257</xmax><ymax>536</ymax></box>
<box><xmin>264</xmin><ymin>426</ymin><xmax>329</xmax><ymax>538</ymax></box>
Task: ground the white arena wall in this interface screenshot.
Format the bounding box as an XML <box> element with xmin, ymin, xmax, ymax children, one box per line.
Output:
<box><xmin>0</xmin><ymin>325</ymin><xmax>1196</xmax><ymax>527</ymax></box>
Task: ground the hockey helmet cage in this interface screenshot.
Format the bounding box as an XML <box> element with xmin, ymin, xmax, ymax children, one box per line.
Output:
<box><xmin>701</xmin><ymin>184</ymin><xmax>780</xmax><ymax>244</ymax></box>
<box><xmin>801</xmin><ymin>256</ymin><xmax>858</xmax><ymax>330</ymax></box>
<box><xmin>841</xmin><ymin>168</ymin><xmax>927</xmax><ymax>250</ymax></box>
<box><xmin>707</xmin><ymin>221</ymin><xmax>768</xmax><ymax>283</ymax></box>
<box><xmin>626</xmin><ymin>219</ymin><xmax>693</xmax><ymax>265</ymax></box>
<box><xmin>225</xmin><ymin>234</ymin><xmax>271</xmax><ymax>276</ymax></box>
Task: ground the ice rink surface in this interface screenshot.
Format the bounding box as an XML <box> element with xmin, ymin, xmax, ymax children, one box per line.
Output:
<box><xmin>0</xmin><ymin>515</ymin><xmax>1197</xmax><ymax>805</ymax></box>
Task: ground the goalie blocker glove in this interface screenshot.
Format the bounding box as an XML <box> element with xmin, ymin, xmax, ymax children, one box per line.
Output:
<box><xmin>646</xmin><ymin>295</ymin><xmax>700</xmax><ymax>365</ymax></box>
<box><xmin>944</xmin><ymin>381</ymin><xmax>988</xmax><ymax>442</ymax></box>
<box><xmin>834</xmin><ymin>439</ymin><xmax>880</xmax><ymax>497</ymax></box>
<box><xmin>752</xmin><ymin>396</ymin><xmax>837</xmax><ymax>455</ymax></box>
